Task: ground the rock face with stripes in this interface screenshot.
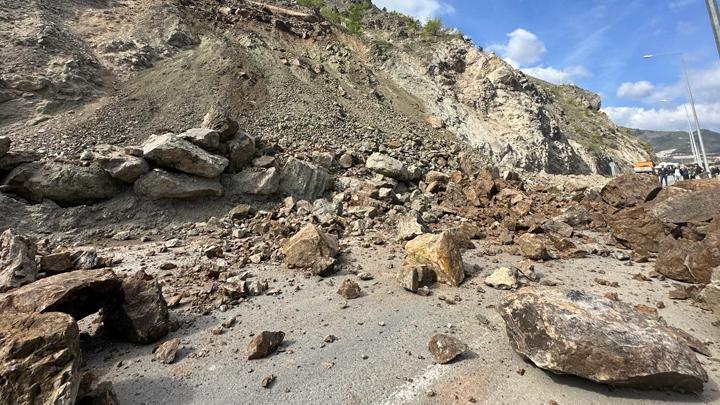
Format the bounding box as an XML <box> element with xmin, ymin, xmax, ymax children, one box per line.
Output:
<box><xmin>0</xmin><ymin>229</ymin><xmax>37</xmax><ymax>292</ymax></box>
<box><xmin>499</xmin><ymin>288</ymin><xmax>708</xmax><ymax>393</ymax></box>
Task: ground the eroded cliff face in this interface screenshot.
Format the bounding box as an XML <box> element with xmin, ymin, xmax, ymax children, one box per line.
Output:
<box><xmin>0</xmin><ymin>0</ymin><xmax>650</xmax><ymax>175</ymax></box>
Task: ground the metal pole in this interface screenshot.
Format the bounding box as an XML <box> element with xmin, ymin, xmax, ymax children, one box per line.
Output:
<box><xmin>707</xmin><ymin>0</ymin><xmax>720</xmax><ymax>58</ymax></box>
<box><xmin>683</xmin><ymin>104</ymin><xmax>701</xmax><ymax>164</ymax></box>
<box><xmin>679</xmin><ymin>55</ymin><xmax>710</xmax><ymax>172</ymax></box>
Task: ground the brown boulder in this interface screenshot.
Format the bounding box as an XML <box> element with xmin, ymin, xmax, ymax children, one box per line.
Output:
<box><xmin>397</xmin><ymin>264</ymin><xmax>436</xmax><ymax>293</ymax></box>
<box><xmin>337</xmin><ymin>279</ymin><xmax>361</xmax><ymax>299</ymax></box>
<box><xmin>516</xmin><ymin>233</ymin><xmax>547</xmax><ymax>260</ymax></box>
<box><xmin>404</xmin><ymin>231</ymin><xmax>464</xmax><ymax>287</ymax></box>
<box><xmin>651</xmin><ymin>189</ymin><xmax>720</xmax><ymax>226</ymax></box>
<box><xmin>282</xmin><ymin>224</ymin><xmax>338</xmax><ymax>275</ymax></box>
<box><xmin>600</xmin><ymin>174</ymin><xmax>660</xmax><ymax>208</ymax></box>
<box><xmin>427</xmin><ymin>333</ymin><xmax>468</xmax><ymax>364</ymax></box>
<box><xmin>39</xmin><ymin>251</ymin><xmax>74</xmax><ymax>275</ymax></box>
<box><xmin>0</xmin><ymin>229</ymin><xmax>37</xmax><ymax>292</ymax></box>
<box><xmin>499</xmin><ymin>288</ymin><xmax>707</xmax><ymax>393</ymax></box>
<box><xmin>0</xmin><ymin>269</ymin><xmax>121</xmax><ymax>319</ymax></box>
<box><xmin>655</xmin><ymin>235</ymin><xmax>720</xmax><ymax>284</ymax></box>
<box><xmin>103</xmin><ymin>270</ymin><xmax>169</xmax><ymax>344</ymax></box>
<box><xmin>608</xmin><ymin>204</ymin><xmax>665</xmax><ymax>253</ymax></box>
<box><xmin>245</xmin><ymin>331</ymin><xmax>285</xmax><ymax>360</ymax></box>
<box><xmin>0</xmin><ymin>312</ymin><xmax>81</xmax><ymax>404</ymax></box>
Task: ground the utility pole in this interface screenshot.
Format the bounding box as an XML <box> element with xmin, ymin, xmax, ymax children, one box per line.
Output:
<box><xmin>707</xmin><ymin>0</ymin><xmax>720</xmax><ymax>58</ymax></box>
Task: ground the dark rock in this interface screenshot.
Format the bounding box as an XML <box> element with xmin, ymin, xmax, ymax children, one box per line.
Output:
<box><xmin>427</xmin><ymin>333</ymin><xmax>468</xmax><ymax>364</ymax></box>
<box><xmin>0</xmin><ymin>229</ymin><xmax>37</xmax><ymax>292</ymax></box>
<box><xmin>201</xmin><ymin>107</ymin><xmax>239</xmax><ymax>141</ymax></box>
<box><xmin>279</xmin><ymin>158</ymin><xmax>331</xmax><ymax>200</ymax></box>
<box><xmin>600</xmin><ymin>174</ymin><xmax>660</xmax><ymax>208</ymax></box>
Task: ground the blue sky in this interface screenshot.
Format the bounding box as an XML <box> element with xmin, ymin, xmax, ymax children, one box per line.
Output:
<box><xmin>373</xmin><ymin>0</ymin><xmax>720</xmax><ymax>131</ymax></box>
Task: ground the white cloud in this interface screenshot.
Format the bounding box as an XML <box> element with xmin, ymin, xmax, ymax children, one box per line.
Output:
<box><xmin>616</xmin><ymin>81</ymin><xmax>656</xmax><ymax>99</ymax></box>
<box><xmin>522</xmin><ymin>65</ymin><xmax>590</xmax><ymax>84</ymax></box>
<box><xmin>372</xmin><ymin>0</ymin><xmax>454</xmax><ymax>21</ymax></box>
<box><xmin>603</xmin><ymin>102</ymin><xmax>720</xmax><ymax>131</ymax></box>
<box><xmin>490</xmin><ymin>28</ymin><xmax>546</xmax><ymax>67</ymax></box>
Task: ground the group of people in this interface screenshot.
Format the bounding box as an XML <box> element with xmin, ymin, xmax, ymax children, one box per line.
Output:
<box><xmin>655</xmin><ymin>164</ymin><xmax>718</xmax><ymax>186</ymax></box>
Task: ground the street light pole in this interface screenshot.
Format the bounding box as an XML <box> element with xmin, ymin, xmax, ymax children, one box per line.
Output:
<box><xmin>683</xmin><ymin>104</ymin><xmax>702</xmax><ymax>165</ymax></box>
<box><xmin>643</xmin><ymin>53</ymin><xmax>710</xmax><ymax>173</ymax></box>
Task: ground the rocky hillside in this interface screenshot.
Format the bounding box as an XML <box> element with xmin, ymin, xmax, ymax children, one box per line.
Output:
<box><xmin>633</xmin><ymin>128</ymin><xmax>720</xmax><ymax>159</ymax></box>
<box><xmin>0</xmin><ymin>0</ymin><xmax>650</xmax><ymax>175</ymax></box>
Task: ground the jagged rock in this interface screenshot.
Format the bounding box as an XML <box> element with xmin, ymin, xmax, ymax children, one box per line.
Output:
<box><xmin>0</xmin><ymin>229</ymin><xmax>37</xmax><ymax>292</ymax></box>
<box><xmin>337</xmin><ymin>279</ymin><xmax>361</xmax><ymax>299</ymax></box>
<box><xmin>0</xmin><ymin>312</ymin><xmax>81</xmax><ymax>405</ymax></box>
<box><xmin>397</xmin><ymin>210</ymin><xmax>430</xmax><ymax>241</ymax></box>
<box><xmin>134</xmin><ymin>169</ymin><xmax>223</xmax><ymax>199</ymax></box>
<box><xmin>700</xmin><ymin>268</ymin><xmax>720</xmax><ymax>313</ymax></box>
<box><xmin>608</xmin><ymin>204</ymin><xmax>665</xmax><ymax>253</ymax></box>
<box><xmin>92</xmin><ymin>144</ymin><xmax>150</xmax><ymax>183</ymax></box>
<box><xmin>3</xmin><ymin>162</ymin><xmax>119</xmax><ymax>205</ymax></box>
<box><xmin>516</xmin><ymin>233</ymin><xmax>547</xmax><ymax>260</ymax></box>
<box><xmin>76</xmin><ymin>381</ymin><xmax>120</xmax><ymax>405</ymax></box>
<box><xmin>404</xmin><ymin>232</ymin><xmax>464</xmax><ymax>287</ymax></box>
<box><xmin>484</xmin><ymin>267</ymin><xmax>518</xmax><ymax>290</ymax></box>
<box><xmin>142</xmin><ymin>133</ymin><xmax>229</xmax><ymax>178</ymax></box>
<box><xmin>223</xmin><ymin>167</ymin><xmax>279</xmax><ymax>195</ymax></box>
<box><xmin>0</xmin><ymin>136</ymin><xmax>9</xmax><ymax>157</ymax></box>
<box><xmin>464</xmin><ymin>168</ymin><xmax>498</xmax><ymax>204</ymax></box>
<box><xmin>279</xmin><ymin>158</ymin><xmax>331</xmax><ymax>199</ymax></box>
<box><xmin>397</xmin><ymin>264</ymin><xmax>436</xmax><ymax>292</ymax></box>
<box><xmin>73</xmin><ymin>248</ymin><xmax>102</xmax><ymax>270</ymax></box>
<box><xmin>655</xmin><ymin>235</ymin><xmax>720</xmax><ymax>284</ymax></box>
<box><xmin>39</xmin><ymin>251</ymin><xmax>73</xmax><ymax>275</ymax></box>
<box><xmin>282</xmin><ymin>224</ymin><xmax>338</xmax><ymax>275</ymax></box>
<box><xmin>245</xmin><ymin>331</ymin><xmax>285</xmax><ymax>360</ymax></box>
<box><xmin>201</xmin><ymin>107</ymin><xmax>239</xmax><ymax>141</ymax></box>
<box><xmin>499</xmin><ymin>288</ymin><xmax>708</xmax><ymax>393</ymax></box>
<box><xmin>601</xmin><ymin>174</ymin><xmax>661</xmax><ymax>208</ymax></box>
<box><xmin>154</xmin><ymin>338</ymin><xmax>180</xmax><ymax>364</ymax></box>
<box><xmin>365</xmin><ymin>153</ymin><xmax>409</xmax><ymax>181</ymax></box>
<box><xmin>651</xmin><ymin>189</ymin><xmax>720</xmax><ymax>226</ymax></box>
<box><xmin>427</xmin><ymin>333</ymin><xmax>468</xmax><ymax>364</ymax></box>
<box><xmin>178</xmin><ymin>128</ymin><xmax>220</xmax><ymax>151</ymax></box>
<box><xmin>0</xmin><ymin>269</ymin><xmax>121</xmax><ymax>320</ymax></box>
<box><xmin>228</xmin><ymin>204</ymin><xmax>255</xmax><ymax>220</ymax></box>
<box><xmin>0</xmin><ymin>150</ymin><xmax>41</xmax><ymax>172</ymax></box>
<box><xmin>554</xmin><ymin>206</ymin><xmax>590</xmax><ymax>227</ymax></box>
<box><xmin>226</xmin><ymin>133</ymin><xmax>256</xmax><ymax>172</ymax></box>
<box><xmin>541</xmin><ymin>220</ymin><xmax>573</xmax><ymax>238</ymax></box>
<box><xmin>103</xmin><ymin>270</ymin><xmax>169</xmax><ymax>344</ymax></box>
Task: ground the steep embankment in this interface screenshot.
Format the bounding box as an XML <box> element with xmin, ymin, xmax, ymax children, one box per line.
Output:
<box><xmin>0</xmin><ymin>0</ymin><xmax>651</xmax><ymax>175</ymax></box>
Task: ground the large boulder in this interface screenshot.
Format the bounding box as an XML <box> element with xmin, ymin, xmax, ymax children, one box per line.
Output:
<box><xmin>516</xmin><ymin>233</ymin><xmax>547</xmax><ymax>260</ymax></box>
<box><xmin>365</xmin><ymin>153</ymin><xmax>409</xmax><ymax>181</ymax></box>
<box><xmin>600</xmin><ymin>174</ymin><xmax>661</xmax><ymax>208</ymax></box>
<box><xmin>223</xmin><ymin>167</ymin><xmax>279</xmax><ymax>195</ymax></box>
<box><xmin>178</xmin><ymin>128</ymin><xmax>220</xmax><ymax>151</ymax></box>
<box><xmin>700</xmin><ymin>268</ymin><xmax>720</xmax><ymax>313</ymax></box>
<box><xmin>655</xmin><ymin>234</ymin><xmax>720</xmax><ymax>284</ymax></box>
<box><xmin>141</xmin><ymin>133</ymin><xmax>228</xmax><ymax>178</ymax></box>
<box><xmin>651</xmin><ymin>189</ymin><xmax>720</xmax><ymax>226</ymax></box>
<box><xmin>404</xmin><ymin>231</ymin><xmax>464</xmax><ymax>287</ymax></box>
<box><xmin>103</xmin><ymin>270</ymin><xmax>169</xmax><ymax>344</ymax></box>
<box><xmin>282</xmin><ymin>224</ymin><xmax>338</xmax><ymax>275</ymax></box>
<box><xmin>226</xmin><ymin>133</ymin><xmax>256</xmax><ymax>172</ymax></box>
<box><xmin>3</xmin><ymin>162</ymin><xmax>119</xmax><ymax>205</ymax></box>
<box><xmin>0</xmin><ymin>150</ymin><xmax>41</xmax><ymax>172</ymax></box>
<box><xmin>0</xmin><ymin>229</ymin><xmax>37</xmax><ymax>292</ymax></box>
<box><xmin>0</xmin><ymin>136</ymin><xmax>9</xmax><ymax>157</ymax></box>
<box><xmin>92</xmin><ymin>144</ymin><xmax>149</xmax><ymax>183</ymax></box>
<box><xmin>499</xmin><ymin>288</ymin><xmax>707</xmax><ymax>393</ymax></box>
<box><xmin>608</xmin><ymin>204</ymin><xmax>665</xmax><ymax>253</ymax></box>
<box><xmin>396</xmin><ymin>211</ymin><xmax>430</xmax><ymax>241</ymax></box>
<box><xmin>279</xmin><ymin>158</ymin><xmax>331</xmax><ymax>200</ymax></box>
<box><xmin>201</xmin><ymin>107</ymin><xmax>239</xmax><ymax>141</ymax></box>
<box><xmin>0</xmin><ymin>269</ymin><xmax>121</xmax><ymax>320</ymax></box>
<box><xmin>134</xmin><ymin>169</ymin><xmax>223</xmax><ymax>199</ymax></box>
<box><xmin>0</xmin><ymin>312</ymin><xmax>81</xmax><ymax>405</ymax></box>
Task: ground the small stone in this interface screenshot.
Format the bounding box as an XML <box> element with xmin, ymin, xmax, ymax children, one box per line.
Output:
<box><xmin>245</xmin><ymin>331</ymin><xmax>285</xmax><ymax>360</ymax></box>
<box><xmin>427</xmin><ymin>333</ymin><xmax>468</xmax><ymax>364</ymax></box>
<box><xmin>261</xmin><ymin>374</ymin><xmax>275</xmax><ymax>389</ymax></box>
<box><xmin>154</xmin><ymin>338</ymin><xmax>180</xmax><ymax>364</ymax></box>
<box><xmin>484</xmin><ymin>267</ymin><xmax>518</xmax><ymax>290</ymax></box>
<box><xmin>337</xmin><ymin>279</ymin><xmax>361</xmax><ymax>299</ymax></box>
<box><xmin>358</xmin><ymin>272</ymin><xmax>374</xmax><ymax>280</ymax></box>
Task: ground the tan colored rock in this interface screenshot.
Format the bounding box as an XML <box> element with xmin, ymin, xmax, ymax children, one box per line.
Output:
<box><xmin>396</xmin><ymin>210</ymin><xmax>429</xmax><ymax>241</ymax></box>
<box><xmin>404</xmin><ymin>232</ymin><xmax>464</xmax><ymax>287</ymax></box>
<box><xmin>337</xmin><ymin>279</ymin><xmax>361</xmax><ymax>299</ymax></box>
<box><xmin>600</xmin><ymin>174</ymin><xmax>660</xmax><ymax>208</ymax></box>
<box><xmin>427</xmin><ymin>333</ymin><xmax>468</xmax><ymax>364</ymax></box>
<box><xmin>499</xmin><ymin>288</ymin><xmax>708</xmax><ymax>393</ymax></box>
<box><xmin>484</xmin><ymin>267</ymin><xmax>518</xmax><ymax>290</ymax></box>
<box><xmin>608</xmin><ymin>204</ymin><xmax>665</xmax><ymax>253</ymax></box>
<box><xmin>0</xmin><ymin>229</ymin><xmax>37</xmax><ymax>292</ymax></box>
<box><xmin>0</xmin><ymin>312</ymin><xmax>81</xmax><ymax>405</ymax></box>
<box><xmin>0</xmin><ymin>269</ymin><xmax>120</xmax><ymax>320</ymax></box>
<box><xmin>245</xmin><ymin>331</ymin><xmax>285</xmax><ymax>360</ymax></box>
<box><xmin>516</xmin><ymin>233</ymin><xmax>547</xmax><ymax>260</ymax></box>
<box><xmin>155</xmin><ymin>338</ymin><xmax>180</xmax><ymax>364</ymax></box>
<box><xmin>282</xmin><ymin>224</ymin><xmax>338</xmax><ymax>275</ymax></box>
<box><xmin>655</xmin><ymin>235</ymin><xmax>720</xmax><ymax>284</ymax></box>
<box><xmin>397</xmin><ymin>264</ymin><xmax>436</xmax><ymax>292</ymax></box>
<box><xmin>39</xmin><ymin>251</ymin><xmax>73</xmax><ymax>275</ymax></box>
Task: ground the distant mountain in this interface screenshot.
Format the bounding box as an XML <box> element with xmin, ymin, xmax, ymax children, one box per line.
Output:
<box><xmin>632</xmin><ymin>128</ymin><xmax>720</xmax><ymax>158</ymax></box>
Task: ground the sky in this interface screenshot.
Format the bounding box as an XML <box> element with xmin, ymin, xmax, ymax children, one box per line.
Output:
<box><xmin>372</xmin><ymin>0</ymin><xmax>720</xmax><ymax>132</ymax></box>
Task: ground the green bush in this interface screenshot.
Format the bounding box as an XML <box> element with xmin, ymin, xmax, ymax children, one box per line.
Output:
<box><xmin>400</xmin><ymin>15</ymin><xmax>420</xmax><ymax>31</ymax></box>
<box><xmin>422</xmin><ymin>18</ymin><xmax>443</xmax><ymax>37</ymax></box>
<box><xmin>345</xmin><ymin>2</ymin><xmax>371</xmax><ymax>36</ymax></box>
<box><xmin>320</xmin><ymin>6</ymin><xmax>342</xmax><ymax>24</ymax></box>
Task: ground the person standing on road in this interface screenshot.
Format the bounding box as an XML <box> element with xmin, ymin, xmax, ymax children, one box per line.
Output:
<box><xmin>659</xmin><ymin>166</ymin><xmax>669</xmax><ymax>186</ymax></box>
<box><xmin>674</xmin><ymin>167</ymin><xmax>682</xmax><ymax>182</ymax></box>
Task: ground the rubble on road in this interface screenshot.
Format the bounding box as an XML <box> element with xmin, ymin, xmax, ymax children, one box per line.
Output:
<box><xmin>246</xmin><ymin>331</ymin><xmax>285</xmax><ymax>360</ymax></box>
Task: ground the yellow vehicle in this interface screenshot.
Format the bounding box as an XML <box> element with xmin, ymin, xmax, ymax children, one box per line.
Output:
<box><xmin>633</xmin><ymin>161</ymin><xmax>655</xmax><ymax>174</ymax></box>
